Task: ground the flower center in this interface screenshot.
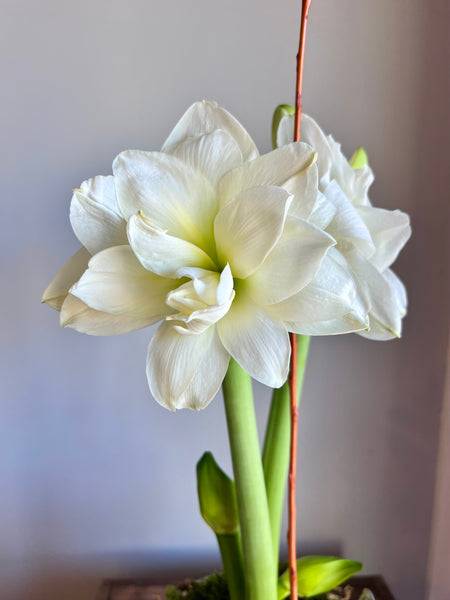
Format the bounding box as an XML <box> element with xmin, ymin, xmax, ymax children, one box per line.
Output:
<box><xmin>165</xmin><ymin>264</ymin><xmax>235</xmax><ymax>335</ymax></box>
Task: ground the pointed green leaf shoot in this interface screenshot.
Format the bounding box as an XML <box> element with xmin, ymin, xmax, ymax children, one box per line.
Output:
<box><xmin>277</xmin><ymin>555</ymin><xmax>363</xmax><ymax>599</ymax></box>
<box><xmin>349</xmin><ymin>146</ymin><xmax>369</xmax><ymax>169</ymax></box>
<box><xmin>272</xmin><ymin>104</ymin><xmax>295</xmax><ymax>149</ymax></box>
<box><xmin>196</xmin><ymin>452</ymin><xmax>239</xmax><ymax>535</ymax></box>
<box><xmin>358</xmin><ymin>589</ymin><xmax>375</xmax><ymax>600</ymax></box>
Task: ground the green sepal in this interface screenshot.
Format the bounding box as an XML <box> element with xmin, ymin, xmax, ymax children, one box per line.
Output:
<box><xmin>277</xmin><ymin>555</ymin><xmax>363</xmax><ymax>599</ymax></box>
<box><xmin>272</xmin><ymin>104</ymin><xmax>295</xmax><ymax>149</ymax></box>
<box><xmin>349</xmin><ymin>147</ymin><xmax>369</xmax><ymax>169</ymax></box>
<box><xmin>197</xmin><ymin>452</ymin><xmax>239</xmax><ymax>535</ymax></box>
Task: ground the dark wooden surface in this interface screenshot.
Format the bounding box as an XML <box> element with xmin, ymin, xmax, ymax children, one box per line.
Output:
<box><xmin>96</xmin><ymin>575</ymin><xmax>395</xmax><ymax>600</ymax></box>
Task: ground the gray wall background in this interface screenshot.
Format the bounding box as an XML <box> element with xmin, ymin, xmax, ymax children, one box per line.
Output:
<box><xmin>1</xmin><ymin>1</ymin><xmax>449</xmax><ymax>599</ymax></box>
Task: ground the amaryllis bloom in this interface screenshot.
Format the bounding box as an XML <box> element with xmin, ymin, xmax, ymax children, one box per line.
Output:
<box><xmin>276</xmin><ymin>112</ymin><xmax>411</xmax><ymax>339</ymax></box>
<box><xmin>43</xmin><ymin>102</ymin><xmax>368</xmax><ymax>409</ymax></box>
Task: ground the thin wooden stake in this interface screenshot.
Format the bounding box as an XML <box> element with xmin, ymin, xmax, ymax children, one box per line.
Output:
<box><xmin>288</xmin><ymin>331</ymin><xmax>298</xmax><ymax>600</ymax></box>
<box><xmin>288</xmin><ymin>2</ymin><xmax>312</xmax><ymax>599</ymax></box>
<box><xmin>294</xmin><ymin>0</ymin><xmax>312</xmax><ymax>143</ymax></box>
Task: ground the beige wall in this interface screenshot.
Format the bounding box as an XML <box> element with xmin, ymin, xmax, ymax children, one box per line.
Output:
<box><xmin>428</xmin><ymin>337</ymin><xmax>450</xmax><ymax>600</ymax></box>
<box><xmin>1</xmin><ymin>1</ymin><xmax>448</xmax><ymax>599</ymax></box>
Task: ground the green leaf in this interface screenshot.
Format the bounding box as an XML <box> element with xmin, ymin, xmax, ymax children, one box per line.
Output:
<box><xmin>196</xmin><ymin>452</ymin><xmax>239</xmax><ymax>535</ymax></box>
<box><xmin>277</xmin><ymin>555</ymin><xmax>363</xmax><ymax>599</ymax></box>
<box><xmin>349</xmin><ymin>147</ymin><xmax>369</xmax><ymax>169</ymax></box>
<box><xmin>272</xmin><ymin>104</ymin><xmax>295</xmax><ymax>149</ymax></box>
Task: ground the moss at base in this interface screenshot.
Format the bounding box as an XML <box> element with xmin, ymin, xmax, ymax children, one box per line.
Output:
<box><xmin>166</xmin><ymin>572</ymin><xmax>230</xmax><ymax>600</ymax></box>
<box><xmin>165</xmin><ymin>573</ymin><xmax>376</xmax><ymax>600</ymax></box>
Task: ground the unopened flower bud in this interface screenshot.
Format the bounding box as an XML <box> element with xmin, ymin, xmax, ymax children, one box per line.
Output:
<box><xmin>272</xmin><ymin>104</ymin><xmax>295</xmax><ymax>149</ymax></box>
<box><xmin>349</xmin><ymin>146</ymin><xmax>368</xmax><ymax>169</ymax></box>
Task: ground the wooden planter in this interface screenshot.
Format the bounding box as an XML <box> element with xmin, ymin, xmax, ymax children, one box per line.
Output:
<box><xmin>96</xmin><ymin>576</ymin><xmax>396</xmax><ymax>600</ymax></box>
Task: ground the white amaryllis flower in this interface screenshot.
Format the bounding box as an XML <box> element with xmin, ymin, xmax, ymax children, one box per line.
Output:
<box><xmin>43</xmin><ymin>101</ymin><xmax>369</xmax><ymax>410</ymax></box>
<box><xmin>276</xmin><ymin>112</ymin><xmax>411</xmax><ymax>340</ymax></box>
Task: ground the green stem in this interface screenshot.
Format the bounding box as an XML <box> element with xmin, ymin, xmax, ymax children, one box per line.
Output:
<box><xmin>262</xmin><ymin>335</ymin><xmax>310</xmax><ymax>571</ymax></box>
<box><xmin>217</xmin><ymin>533</ymin><xmax>245</xmax><ymax>600</ymax></box>
<box><xmin>222</xmin><ymin>358</ymin><xmax>277</xmax><ymax>600</ymax></box>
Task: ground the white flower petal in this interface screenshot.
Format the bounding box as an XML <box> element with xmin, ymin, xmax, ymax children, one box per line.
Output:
<box><xmin>281</xmin><ymin>113</ymin><xmax>376</xmax><ymax>205</ymax></box>
<box><xmin>60</xmin><ymin>294</ymin><xmax>155</xmax><ymax>335</ymax></box>
<box><xmin>42</xmin><ymin>247</ymin><xmax>90</xmax><ymax>310</ymax></box>
<box><xmin>275</xmin><ymin>112</ymin><xmax>294</xmax><ymax>147</ymax></box>
<box><xmin>174</xmin><ymin>268</ymin><xmax>220</xmax><ymax>304</ymax></box>
<box><xmin>70</xmin><ymin>246</ymin><xmax>174</xmax><ymax>323</ymax></box>
<box><xmin>174</xmin><ymin>264</ymin><xmax>234</xmax><ymax>306</ymax></box>
<box><xmin>216</xmin><ymin>263</ymin><xmax>234</xmax><ymax>305</ymax></box>
<box><xmin>357</xmin><ymin>316</ymin><xmax>398</xmax><ymax>341</ymax></box>
<box><xmin>167</xmin><ymin>129</ymin><xmax>243</xmax><ymax>187</ymax></box>
<box><xmin>70</xmin><ymin>175</ymin><xmax>127</xmax><ymax>255</ymax></box>
<box><xmin>127</xmin><ymin>211</ymin><xmax>216</xmax><ymax>278</ymax></box>
<box><xmin>357</xmin><ymin>207</ymin><xmax>411</xmax><ymax>271</ymax></box>
<box><xmin>356</xmin><ymin>266</ymin><xmax>407</xmax><ymax>340</ymax></box>
<box><xmin>327</xmin><ymin>136</ymin><xmax>359</xmax><ymax>191</ymax></box>
<box><xmin>283</xmin><ymin>161</ymin><xmax>319</xmax><ymax>220</ymax></box>
<box><xmin>308</xmin><ymin>190</ymin><xmax>337</xmax><ymax>229</ymax></box>
<box><xmin>177</xmin><ymin>331</ymin><xmax>230</xmax><ymax>410</ymax></box>
<box><xmin>166</xmin><ymin>266</ymin><xmax>235</xmax><ymax>336</ymax></box>
<box><xmin>276</xmin><ymin>113</ymin><xmax>375</xmax><ymax>206</ymax></box>
<box><xmin>301</xmin><ymin>115</ymin><xmax>336</xmax><ymax>178</ymax></box>
<box><xmin>113</xmin><ymin>150</ymin><xmax>217</xmax><ymax>252</ymax></box>
<box><xmin>288</xmin><ymin>314</ymin><xmax>369</xmax><ymax>336</ymax></box>
<box><xmin>328</xmin><ymin>136</ymin><xmax>374</xmax><ymax>206</ymax></box>
<box><xmin>347</xmin><ymin>252</ymin><xmax>406</xmax><ymax>337</ymax></box>
<box><xmin>270</xmin><ymin>250</ymin><xmax>369</xmax><ymax>330</ymax></box>
<box><xmin>218</xmin><ymin>298</ymin><xmax>290</xmax><ymax>387</ymax></box>
<box><xmin>383</xmin><ymin>268</ymin><xmax>407</xmax><ymax>315</ymax></box>
<box><xmin>172</xmin><ymin>299</ymin><xmax>233</xmax><ymax>335</ymax></box>
<box><xmin>217</xmin><ymin>142</ymin><xmax>316</xmax><ymax>209</ymax></box>
<box><xmin>214</xmin><ymin>186</ymin><xmax>292</xmax><ymax>279</ymax></box>
<box><xmin>162</xmin><ymin>100</ymin><xmax>259</xmax><ymax>162</ymax></box>
<box><xmin>276</xmin><ymin>113</ymin><xmax>332</xmax><ymax>178</ymax></box>
<box><xmin>352</xmin><ymin>165</ymin><xmax>374</xmax><ymax>207</ymax></box>
<box><xmin>246</xmin><ymin>216</ymin><xmax>335</xmax><ymax>304</ymax></box>
<box><xmin>146</xmin><ymin>321</ymin><xmax>215</xmax><ymax>410</ymax></box>
<box><xmin>324</xmin><ymin>180</ymin><xmax>375</xmax><ymax>257</ymax></box>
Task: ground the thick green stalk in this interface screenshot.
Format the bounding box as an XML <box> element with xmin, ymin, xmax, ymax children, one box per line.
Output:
<box><xmin>262</xmin><ymin>335</ymin><xmax>310</xmax><ymax>570</ymax></box>
<box><xmin>222</xmin><ymin>359</ymin><xmax>277</xmax><ymax>600</ymax></box>
<box><xmin>217</xmin><ymin>533</ymin><xmax>245</xmax><ymax>600</ymax></box>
